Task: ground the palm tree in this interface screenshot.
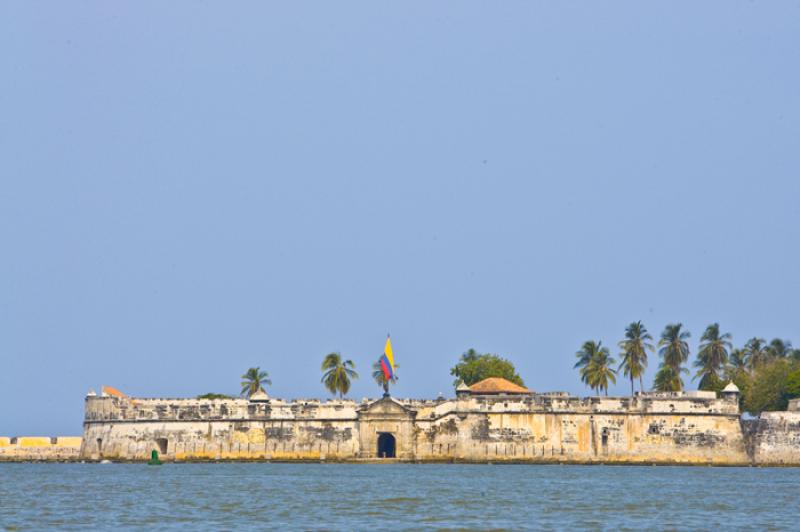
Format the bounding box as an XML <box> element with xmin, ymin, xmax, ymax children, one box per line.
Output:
<box><xmin>575</xmin><ymin>340</ymin><xmax>617</xmax><ymax>396</ymax></box>
<box><xmin>743</xmin><ymin>337</ymin><xmax>768</xmax><ymax>369</ymax></box>
<box><xmin>321</xmin><ymin>352</ymin><xmax>359</xmax><ymax>398</ymax></box>
<box><xmin>574</xmin><ymin>340</ymin><xmax>595</xmax><ymax>379</ymax></box>
<box><xmin>694</xmin><ymin>323</ymin><xmax>732</xmax><ymax>390</ymax></box>
<box><xmin>656</xmin><ymin>323</ymin><xmax>690</xmax><ymax>391</ymax></box>
<box><xmin>766</xmin><ymin>338</ymin><xmax>793</xmax><ymax>359</ymax></box>
<box><xmin>729</xmin><ymin>348</ymin><xmax>747</xmax><ymax>370</ymax></box>
<box><xmin>372</xmin><ymin>359</ymin><xmax>399</xmax><ymax>396</ymax></box>
<box><xmin>240</xmin><ymin>367</ymin><xmax>271</xmax><ymax>397</ymax></box>
<box><xmin>653</xmin><ymin>364</ymin><xmax>687</xmax><ymax>392</ymax></box>
<box><xmin>618</xmin><ymin>321</ymin><xmax>654</xmax><ymax>395</ymax></box>
<box><xmin>589</xmin><ymin>348</ymin><xmax>617</xmax><ymax>396</ymax></box>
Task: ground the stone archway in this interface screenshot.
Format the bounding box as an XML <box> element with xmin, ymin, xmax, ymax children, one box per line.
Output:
<box><xmin>356</xmin><ymin>396</ymin><xmax>417</xmax><ymax>459</ymax></box>
<box><xmin>377</xmin><ymin>433</ymin><xmax>396</xmax><ymax>458</ymax></box>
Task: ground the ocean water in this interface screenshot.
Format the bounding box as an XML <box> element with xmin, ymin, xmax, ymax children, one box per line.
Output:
<box><xmin>1</xmin><ymin>463</ymin><xmax>797</xmax><ymax>530</ymax></box>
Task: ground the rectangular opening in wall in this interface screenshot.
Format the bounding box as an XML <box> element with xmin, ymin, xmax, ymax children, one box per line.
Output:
<box><xmin>156</xmin><ymin>438</ymin><xmax>168</xmax><ymax>455</ymax></box>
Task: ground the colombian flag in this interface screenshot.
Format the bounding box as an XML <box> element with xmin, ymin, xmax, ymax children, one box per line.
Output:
<box><xmin>380</xmin><ymin>336</ymin><xmax>395</xmax><ymax>380</ymax></box>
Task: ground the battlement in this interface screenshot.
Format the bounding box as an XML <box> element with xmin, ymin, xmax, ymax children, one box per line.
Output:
<box><xmin>84</xmin><ymin>388</ymin><xmax>740</xmax><ymax>425</ymax></box>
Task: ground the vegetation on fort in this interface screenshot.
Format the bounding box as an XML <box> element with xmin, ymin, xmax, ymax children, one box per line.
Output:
<box><xmin>321</xmin><ymin>352</ymin><xmax>358</xmax><ymax>398</ymax></box>
<box><xmin>575</xmin><ymin>321</ymin><xmax>800</xmax><ymax>412</ymax></box>
<box><xmin>240</xmin><ymin>367</ymin><xmax>271</xmax><ymax>397</ymax></box>
<box><xmin>450</xmin><ymin>349</ymin><xmax>524</xmax><ymax>387</ymax></box>
<box><xmin>196</xmin><ymin>393</ymin><xmax>234</xmax><ymax>400</ymax></box>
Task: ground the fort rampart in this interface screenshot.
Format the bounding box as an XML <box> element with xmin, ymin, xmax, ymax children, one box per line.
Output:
<box><xmin>5</xmin><ymin>392</ymin><xmax>798</xmax><ymax>464</ymax></box>
<box><xmin>72</xmin><ymin>389</ymin><xmax>800</xmax><ymax>465</ymax></box>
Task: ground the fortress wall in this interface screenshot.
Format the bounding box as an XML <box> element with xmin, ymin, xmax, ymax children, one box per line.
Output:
<box><xmin>82</xmin><ymin>396</ymin><xmax>361</xmax><ymax>461</ymax></box>
<box><xmin>748</xmin><ymin>412</ymin><xmax>800</xmax><ymax>466</ymax></box>
<box><xmin>448</xmin><ymin>411</ymin><xmax>748</xmax><ymax>464</ymax></box>
<box><xmin>0</xmin><ymin>436</ymin><xmax>82</xmax><ymax>461</ymax></box>
<box><xmin>84</xmin><ymin>396</ymin><xmax>361</xmax><ymax>423</ymax></box>
<box><xmin>78</xmin><ymin>393</ymin><xmax>797</xmax><ymax>464</ymax></box>
<box><xmin>445</xmin><ymin>394</ymin><xmax>749</xmax><ymax>464</ymax></box>
<box><xmin>81</xmin><ymin>419</ymin><xmax>361</xmax><ymax>461</ymax></box>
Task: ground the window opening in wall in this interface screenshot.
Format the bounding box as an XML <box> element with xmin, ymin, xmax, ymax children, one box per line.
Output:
<box><xmin>601</xmin><ymin>428</ymin><xmax>609</xmax><ymax>447</ymax></box>
<box><xmin>96</xmin><ymin>438</ymin><xmax>103</xmax><ymax>454</ymax></box>
<box><xmin>156</xmin><ymin>438</ymin><xmax>168</xmax><ymax>455</ymax></box>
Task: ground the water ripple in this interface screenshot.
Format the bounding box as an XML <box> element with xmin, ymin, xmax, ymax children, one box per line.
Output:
<box><xmin>1</xmin><ymin>463</ymin><xmax>799</xmax><ymax>530</ymax></box>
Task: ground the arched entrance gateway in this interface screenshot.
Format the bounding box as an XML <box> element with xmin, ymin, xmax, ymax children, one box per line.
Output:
<box><xmin>356</xmin><ymin>396</ymin><xmax>416</xmax><ymax>459</ymax></box>
<box><xmin>377</xmin><ymin>433</ymin><xmax>396</xmax><ymax>458</ymax></box>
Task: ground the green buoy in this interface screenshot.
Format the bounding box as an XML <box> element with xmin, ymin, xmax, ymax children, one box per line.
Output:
<box><xmin>147</xmin><ymin>449</ymin><xmax>162</xmax><ymax>465</ymax></box>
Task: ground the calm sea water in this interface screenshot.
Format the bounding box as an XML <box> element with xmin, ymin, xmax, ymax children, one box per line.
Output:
<box><xmin>1</xmin><ymin>463</ymin><xmax>797</xmax><ymax>530</ymax></box>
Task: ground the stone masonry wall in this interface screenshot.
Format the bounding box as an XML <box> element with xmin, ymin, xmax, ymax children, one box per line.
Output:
<box><xmin>79</xmin><ymin>392</ymin><xmax>772</xmax><ymax>465</ymax></box>
<box><xmin>82</xmin><ymin>396</ymin><xmax>360</xmax><ymax>461</ymax></box>
<box><xmin>0</xmin><ymin>437</ymin><xmax>82</xmax><ymax>461</ymax></box>
<box><xmin>747</xmin><ymin>411</ymin><xmax>800</xmax><ymax>466</ymax></box>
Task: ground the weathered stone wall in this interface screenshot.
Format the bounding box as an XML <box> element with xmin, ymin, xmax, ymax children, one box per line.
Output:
<box><xmin>0</xmin><ymin>437</ymin><xmax>82</xmax><ymax>461</ymax></box>
<box><xmin>746</xmin><ymin>412</ymin><xmax>800</xmax><ymax>466</ymax></box>
<box><xmin>407</xmin><ymin>393</ymin><xmax>749</xmax><ymax>464</ymax></box>
<box><xmin>80</xmin><ymin>391</ymin><xmax>770</xmax><ymax>465</ymax></box>
<box><xmin>82</xmin><ymin>397</ymin><xmax>360</xmax><ymax>461</ymax></box>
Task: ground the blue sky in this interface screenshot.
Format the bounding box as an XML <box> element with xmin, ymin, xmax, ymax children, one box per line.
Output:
<box><xmin>1</xmin><ymin>2</ymin><xmax>799</xmax><ymax>434</ymax></box>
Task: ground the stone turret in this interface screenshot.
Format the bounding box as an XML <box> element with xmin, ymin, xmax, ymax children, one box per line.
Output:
<box><xmin>455</xmin><ymin>381</ymin><xmax>471</xmax><ymax>397</ymax></box>
<box><xmin>720</xmin><ymin>381</ymin><xmax>740</xmax><ymax>403</ymax></box>
<box><xmin>249</xmin><ymin>388</ymin><xmax>269</xmax><ymax>402</ymax></box>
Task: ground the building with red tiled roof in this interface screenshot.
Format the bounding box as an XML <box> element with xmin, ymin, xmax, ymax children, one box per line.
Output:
<box><xmin>468</xmin><ymin>377</ymin><xmax>532</xmax><ymax>395</ymax></box>
<box><xmin>101</xmin><ymin>385</ymin><xmax>128</xmax><ymax>399</ymax></box>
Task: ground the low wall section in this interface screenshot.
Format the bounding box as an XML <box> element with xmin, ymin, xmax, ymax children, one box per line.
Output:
<box><xmin>746</xmin><ymin>411</ymin><xmax>800</xmax><ymax>465</ymax></box>
<box><xmin>0</xmin><ymin>437</ymin><xmax>82</xmax><ymax>461</ymax></box>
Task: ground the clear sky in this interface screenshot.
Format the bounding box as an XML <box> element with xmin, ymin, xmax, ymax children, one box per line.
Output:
<box><xmin>2</xmin><ymin>2</ymin><xmax>799</xmax><ymax>435</ymax></box>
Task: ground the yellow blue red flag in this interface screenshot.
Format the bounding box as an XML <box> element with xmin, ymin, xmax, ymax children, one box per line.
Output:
<box><xmin>380</xmin><ymin>336</ymin><xmax>395</xmax><ymax>380</ymax></box>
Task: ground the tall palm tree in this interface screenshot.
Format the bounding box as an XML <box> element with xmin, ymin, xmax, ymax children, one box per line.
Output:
<box><xmin>574</xmin><ymin>340</ymin><xmax>595</xmax><ymax>380</ymax></box>
<box><xmin>729</xmin><ymin>348</ymin><xmax>747</xmax><ymax>371</ymax></box>
<box><xmin>656</xmin><ymin>323</ymin><xmax>690</xmax><ymax>391</ymax></box>
<box><xmin>575</xmin><ymin>340</ymin><xmax>617</xmax><ymax>396</ymax></box>
<box><xmin>372</xmin><ymin>359</ymin><xmax>399</xmax><ymax>396</ymax></box>
<box><xmin>694</xmin><ymin>323</ymin><xmax>732</xmax><ymax>390</ymax></box>
<box><xmin>589</xmin><ymin>348</ymin><xmax>617</xmax><ymax>396</ymax></box>
<box><xmin>618</xmin><ymin>321</ymin><xmax>654</xmax><ymax>395</ymax></box>
<box><xmin>321</xmin><ymin>352</ymin><xmax>359</xmax><ymax>398</ymax></box>
<box><xmin>766</xmin><ymin>338</ymin><xmax>793</xmax><ymax>359</ymax></box>
<box><xmin>743</xmin><ymin>337</ymin><xmax>768</xmax><ymax>369</ymax></box>
<box><xmin>240</xmin><ymin>367</ymin><xmax>271</xmax><ymax>397</ymax></box>
<box><xmin>653</xmin><ymin>364</ymin><xmax>687</xmax><ymax>392</ymax></box>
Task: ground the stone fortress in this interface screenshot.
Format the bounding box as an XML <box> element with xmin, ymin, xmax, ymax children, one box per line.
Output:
<box><xmin>3</xmin><ymin>379</ymin><xmax>800</xmax><ymax>464</ymax></box>
<box><xmin>6</xmin><ymin>378</ymin><xmax>797</xmax><ymax>465</ymax></box>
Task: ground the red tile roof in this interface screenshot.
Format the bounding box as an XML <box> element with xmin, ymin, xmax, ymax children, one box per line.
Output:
<box><xmin>469</xmin><ymin>377</ymin><xmax>532</xmax><ymax>394</ymax></box>
<box><xmin>102</xmin><ymin>385</ymin><xmax>128</xmax><ymax>399</ymax></box>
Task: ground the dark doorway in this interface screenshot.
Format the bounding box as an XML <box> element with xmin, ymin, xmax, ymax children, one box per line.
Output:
<box><xmin>156</xmin><ymin>438</ymin><xmax>168</xmax><ymax>455</ymax></box>
<box><xmin>377</xmin><ymin>433</ymin><xmax>396</xmax><ymax>458</ymax></box>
